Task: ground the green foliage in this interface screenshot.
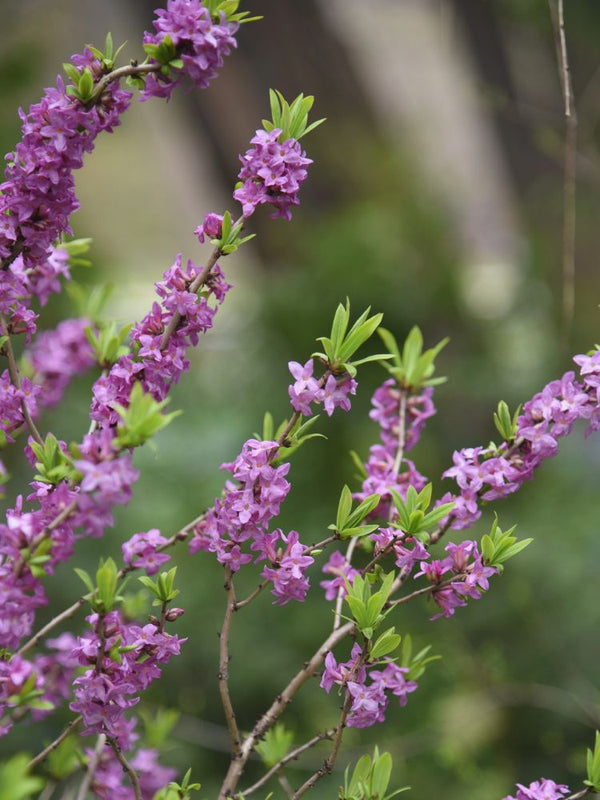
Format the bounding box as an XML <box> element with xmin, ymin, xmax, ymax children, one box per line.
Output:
<box><xmin>153</xmin><ymin>768</ymin><xmax>201</xmax><ymax>800</ymax></box>
<box><xmin>67</xmin><ymin>282</ymin><xmax>114</xmax><ymax>324</ymax></box>
<box><xmin>86</xmin><ymin>32</ymin><xmax>127</xmax><ymax>72</ymax></box>
<box><xmin>584</xmin><ymin>730</ymin><xmax>600</xmax><ymax>791</ymax></box>
<box><xmin>493</xmin><ymin>400</ymin><xmax>522</xmax><ymax>442</ymax></box>
<box><xmin>378</xmin><ymin>326</ymin><xmax>447</xmax><ymax>391</ymax></box>
<box><xmin>369</xmin><ymin>627</ymin><xmax>402</xmax><ymax>661</ymax></box>
<box><xmin>329</xmin><ymin>485</ymin><xmax>380</xmax><ymax>538</ymax></box>
<box><xmin>63</xmin><ymin>64</ymin><xmax>95</xmax><ymax>103</ymax></box>
<box><xmin>19</xmin><ymin>537</ymin><xmax>53</xmax><ymax>580</ymax></box>
<box><xmin>215</xmin><ymin>210</ymin><xmax>255</xmax><ymax>255</ymax></box>
<box><xmin>139</xmin><ymin>567</ymin><xmax>180</xmax><ymax>606</ymax></box>
<box><xmin>340</xmin><ymin>747</ymin><xmax>409</xmax><ymax>800</ymax></box>
<box><xmin>140</xmin><ymin>707</ymin><xmax>180</xmax><ymax>750</ymax></box>
<box><xmin>204</xmin><ymin>0</ymin><xmax>261</xmax><ymax>24</ymax></box>
<box><xmin>46</xmin><ymin>733</ymin><xmax>82</xmax><ymax>781</ymax></box>
<box><xmin>85</xmin><ymin>320</ymin><xmax>132</xmax><ymax>368</ymax></box>
<box><xmin>399</xmin><ymin>634</ymin><xmax>440</xmax><ymax>682</ymax></box>
<box><xmin>75</xmin><ymin>557</ymin><xmax>127</xmax><ymax>613</ymax></box>
<box><xmin>344</xmin><ymin>572</ymin><xmax>395</xmax><ymax>640</ymax></box>
<box><xmin>480</xmin><ymin>516</ymin><xmax>532</xmax><ymax>573</ymax></box>
<box><xmin>0</xmin><ymin>755</ymin><xmax>45</xmax><ymax>800</ymax></box>
<box><xmin>60</xmin><ymin>236</ymin><xmax>93</xmax><ymax>269</ymax></box>
<box><xmin>262</xmin><ymin>90</ymin><xmax>325</xmax><ymax>142</ymax></box>
<box><xmin>114</xmin><ymin>382</ymin><xmax>181</xmax><ymax>449</ymax></box>
<box><xmin>313</xmin><ymin>301</ymin><xmax>389</xmax><ymax>377</ymax></box>
<box><xmin>255</xmin><ymin>723</ymin><xmax>294</xmax><ymax>768</ymax></box>
<box><xmin>30</xmin><ymin>433</ymin><xmax>76</xmax><ymax>486</ymax></box>
<box><xmin>143</xmin><ymin>34</ymin><xmax>180</xmax><ymax>71</ymax></box>
<box><xmin>390</xmin><ymin>484</ymin><xmax>454</xmax><ymax>542</ymax></box>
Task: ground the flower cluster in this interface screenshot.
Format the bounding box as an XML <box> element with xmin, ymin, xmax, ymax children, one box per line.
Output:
<box><xmin>288</xmin><ymin>359</ymin><xmax>357</xmax><ymax>417</ymax></box>
<box><xmin>442</xmin><ymin>365</ymin><xmax>594</xmax><ymax>530</ymax></box>
<box><xmin>141</xmin><ymin>0</ymin><xmax>239</xmax><ymax>101</ymax></box>
<box><xmin>320</xmin><ymin>643</ymin><xmax>418</xmax><ymax>728</ymax></box>
<box><xmin>501</xmin><ymin>778</ymin><xmax>570</xmax><ymax>800</ymax></box>
<box><xmin>353</xmin><ymin>379</ymin><xmax>434</xmax><ymax>518</ymax></box>
<box><xmin>1</xmin><ymin>63</ymin><xmax>131</xmax><ymax>332</ymax></box>
<box><xmin>234</xmin><ymin>129</ymin><xmax>312</xmax><ymax>221</ymax></box>
<box><xmin>189</xmin><ymin>439</ymin><xmax>314</xmax><ymax>602</ymax></box>
<box><xmin>122</xmin><ymin>529</ymin><xmax>172</xmax><ymax>575</ymax></box>
<box><xmin>414</xmin><ymin>540</ymin><xmax>497</xmax><ymax>619</ymax></box>
<box><xmin>70</xmin><ymin>611</ymin><xmax>185</xmax><ymax>746</ymax></box>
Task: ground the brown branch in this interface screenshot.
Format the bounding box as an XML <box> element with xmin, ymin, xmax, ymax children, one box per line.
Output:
<box><xmin>27</xmin><ymin>716</ymin><xmax>82</xmax><ymax>770</ymax></box>
<box><xmin>106</xmin><ymin>737</ymin><xmax>142</xmax><ymax>800</ymax></box>
<box><xmin>290</xmin><ymin>651</ymin><xmax>368</xmax><ymax>800</ymax></box>
<box><xmin>549</xmin><ymin>0</ymin><xmax>578</xmax><ymax>351</ymax></box>
<box><xmin>218</xmin><ymin>620</ymin><xmax>355</xmax><ymax>800</ymax></box>
<box><xmin>218</xmin><ymin>566</ymin><xmax>242</xmax><ymax>756</ymax></box>
<box><xmin>239</xmin><ymin>728</ymin><xmax>337</xmax><ymax>797</ymax></box>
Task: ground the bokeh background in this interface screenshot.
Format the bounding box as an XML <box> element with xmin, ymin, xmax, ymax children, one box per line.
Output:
<box><xmin>2</xmin><ymin>1</ymin><xmax>600</xmax><ymax>797</ymax></box>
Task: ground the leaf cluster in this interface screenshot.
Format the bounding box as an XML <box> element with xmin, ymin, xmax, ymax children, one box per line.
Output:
<box><xmin>85</xmin><ymin>321</ymin><xmax>131</xmax><ymax>368</ymax></box>
<box><xmin>139</xmin><ymin>567</ymin><xmax>179</xmax><ymax>606</ymax></box>
<box><xmin>204</xmin><ymin>0</ymin><xmax>262</xmax><ymax>24</ymax></box>
<box><xmin>391</xmin><ymin>484</ymin><xmax>454</xmax><ymax>542</ymax></box>
<box><xmin>86</xmin><ymin>32</ymin><xmax>127</xmax><ymax>72</ymax></box>
<box><xmin>75</xmin><ymin>557</ymin><xmax>127</xmax><ymax>613</ymax></box>
<box><xmin>344</xmin><ymin>572</ymin><xmax>395</xmax><ymax>640</ymax></box>
<box><xmin>378</xmin><ymin>327</ymin><xmax>447</xmax><ymax>392</ymax></box>
<box><xmin>329</xmin><ymin>485</ymin><xmax>380</xmax><ymax>539</ymax></box>
<box><xmin>154</xmin><ymin>768</ymin><xmax>201</xmax><ymax>800</ymax></box>
<box><xmin>480</xmin><ymin>516</ymin><xmax>532</xmax><ymax>573</ymax></box>
<box><xmin>340</xmin><ymin>747</ymin><xmax>409</xmax><ymax>800</ymax></box>
<box><xmin>313</xmin><ymin>301</ymin><xmax>389</xmax><ymax>377</ymax></box>
<box><xmin>493</xmin><ymin>400</ymin><xmax>522</xmax><ymax>443</ymax></box>
<box><xmin>30</xmin><ymin>433</ymin><xmax>76</xmax><ymax>486</ymax></box>
<box><xmin>255</xmin><ymin>723</ymin><xmax>294</xmax><ymax>768</ymax></box>
<box><xmin>114</xmin><ymin>382</ymin><xmax>181</xmax><ymax>449</ymax></box>
<box><xmin>263</xmin><ymin>90</ymin><xmax>325</xmax><ymax>142</ymax></box>
<box><xmin>585</xmin><ymin>730</ymin><xmax>600</xmax><ymax>791</ymax></box>
<box><xmin>215</xmin><ymin>210</ymin><xmax>255</xmax><ymax>255</ymax></box>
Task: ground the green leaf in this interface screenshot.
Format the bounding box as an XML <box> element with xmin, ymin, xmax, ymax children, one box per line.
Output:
<box><xmin>0</xmin><ymin>754</ymin><xmax>45</xmax><ymax>800</ymax></box>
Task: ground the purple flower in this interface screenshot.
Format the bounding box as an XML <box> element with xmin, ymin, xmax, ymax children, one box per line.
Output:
<box><xmin>194</xmin><ymin>212</ymin><xmax>224</xmax><ymax>243</ymax></box>
<box><xmin>141</xmin><ymin>0</ymin><xmax>239</xmax><ymax>101</ymax></box>
<box><xmin>233</xmin><ymin>128</ymin><xmax>312</xmax><ymax>221</ymax></box>
<box><xmin>122</xmin><ymin>529</ymin><xmax>171</xmax><ymax>575</ymax></box>
<box><xmin>502</xmin><ymin>777</ymin><xmax>570</xmax><ymax>800</ymax></box>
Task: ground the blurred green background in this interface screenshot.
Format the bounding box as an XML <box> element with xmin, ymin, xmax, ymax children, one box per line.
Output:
<box><xmin>2</xmin><ymin>1</ymin><xmax>600</xmax><ymax>798</ymax></box>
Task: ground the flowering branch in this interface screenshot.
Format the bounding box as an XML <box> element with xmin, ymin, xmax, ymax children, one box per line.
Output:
<box><xmin>219</xmin><ymin>565</ymin><xmax>242</xmax><ymax>756</ymax></box>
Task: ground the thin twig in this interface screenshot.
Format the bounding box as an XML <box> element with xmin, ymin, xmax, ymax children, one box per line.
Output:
<box><xmin>28</xmin><ymin>716</ymin><xmax>82</xmax><ymax>770</ymax></box>
<box><xmin>549</xmin><ymin>0</ymin><xmax>578</xmax><ymax>351</ymax></box>
<box><xmin>75</xmin><ymin>733</ymin><xmax>106</xmax><ymax>800</ymax></box>
<box><xmin>218</xmin><ymin>565</ymin><xmax>242</xmax><ymax>756</ymax></box>
<box><xmin>290</xmin><ymin>652</ymin><xmax>367</xmax><ymax>800</ymax></box>
<box><xmin>218</xmin><ymin>621</ymin><xmax>355</xmax><ymax>800</ymax></box>
<box><xmin>239</xmin><ymin>728</ymin><xmax>336</xmax><ymax>797</ymax></box>
<box><xmin>106</xmin><ymin>737</ymin><xmax>142</xmax><ymax>800</ymax></box>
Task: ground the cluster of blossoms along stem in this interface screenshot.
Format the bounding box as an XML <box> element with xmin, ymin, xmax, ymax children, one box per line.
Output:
<box><xmin>189</xmin><ymin>361</ymin><xmax>359</xmax><ymax>603</ymax></box>
<box><xmin>501</xmin><ymin>778</ymin><xmax>570</xmax><ymax>800</ymax></box>
<box><xmin>141</xmin><ymin>0</ymin><xmax>239</xmax><ymax>101</ymax></box>
<box><xmin>412</xmin><ymin>540</ymin><xmax>497</xmax><ymax>619</ymax></box>
<box><xmin>441</xmin><ymin>358</ymin><xmax>599</xmax><ymax>530</ymax></box>
<box><xmin>320</xmin><ymin>643</ymin><xmax>418</xmax><ymax>729</ymax></box>
<box><xmin>234</xmin><ymin>129</ymin><xmax>313</xmax><ymax>221</ymax></box>
<box><xmin>69</xmin><ymin>610</ymin><xmax>185</xmax><ymax>745</ymax></box>
<box><xmin>354</xmin><ymin>380</ymin><xmax>435</xmax><ymax>518</ymax></box>
<box><xmin>288</xmin><ymin>358</ymin><xmax>357</xmax><ymax>416</ymax></box>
